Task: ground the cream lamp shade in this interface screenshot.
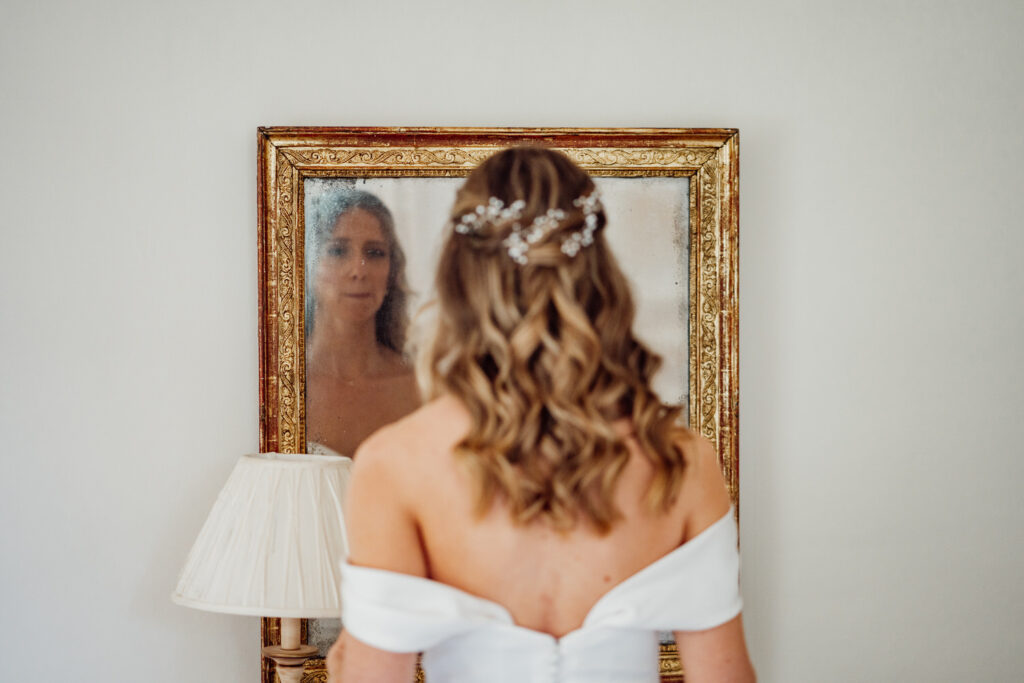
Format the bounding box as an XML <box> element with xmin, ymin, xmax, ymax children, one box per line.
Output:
<box><xmin>172</xmin><ymin>452</ymin><xmax>352</xmax><ymax>618</ymax></box>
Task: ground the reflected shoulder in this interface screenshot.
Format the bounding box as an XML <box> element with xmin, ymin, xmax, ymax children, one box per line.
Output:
<box><xmin>380</xmin><ymin>347</ymin><xmax>415</xmax><ymax>375</ymax></box>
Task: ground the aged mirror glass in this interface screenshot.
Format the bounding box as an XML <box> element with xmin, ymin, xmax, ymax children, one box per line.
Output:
<box><xmin>258</xmin><ymin>128</ymin><xmax>739</xmax><ymax>683</ymax></box>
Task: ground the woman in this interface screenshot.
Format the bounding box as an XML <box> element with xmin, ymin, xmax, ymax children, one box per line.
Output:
<box><xmin>328</xmin><ymin>149</ymin><xmax>755</xmax><ymax>682</ymax></box>
<box><xmin>305</xmin><ymin>187</ymin><xmax>419</xmax><ymax>458</ymax></box>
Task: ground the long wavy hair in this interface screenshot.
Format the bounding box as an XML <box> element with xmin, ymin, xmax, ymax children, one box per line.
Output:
<box><xmin>423</xmin><ymin>147</ymin><xmax>687</xmax><ymax>533</ymax></box>
<box><xmin>305</xmin><ymin>187</ymin><xmax>410</xmax><ymax>353</ymax></box>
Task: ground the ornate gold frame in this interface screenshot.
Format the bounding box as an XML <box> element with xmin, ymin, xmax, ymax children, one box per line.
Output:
<box><xmin>257</xmin><ymin>127</ymin><xmax>739</xmax><ymax>683</ymax></box>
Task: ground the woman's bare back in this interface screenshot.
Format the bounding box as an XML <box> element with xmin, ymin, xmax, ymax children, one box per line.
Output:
<box><xmin>360</xmin><ymin>394</ymin><xmax>732</xmax><ymax>638</ymax></box>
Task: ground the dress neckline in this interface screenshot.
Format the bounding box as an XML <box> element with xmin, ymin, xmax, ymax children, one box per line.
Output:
<box><xmin>341</xmin><ymin>506</ymin><xmax>735</xmax><ymax>640</ymax></box>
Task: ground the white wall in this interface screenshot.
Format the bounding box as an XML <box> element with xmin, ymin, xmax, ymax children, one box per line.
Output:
<box><xmin>2</xmin><ymin>1</ymin><xmax>1021</xmax><ymax>681</ymax></box>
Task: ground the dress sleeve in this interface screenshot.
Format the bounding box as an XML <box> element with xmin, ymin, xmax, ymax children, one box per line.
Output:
<box><xmin>583</xmin><ymin>508</ymin><xmax>743</xmax><ymax>632</ymax></box>
<box><xmin>340</xmin><ymin>562</ymin><xmax>513</xmax><ymax>652</ymax></box>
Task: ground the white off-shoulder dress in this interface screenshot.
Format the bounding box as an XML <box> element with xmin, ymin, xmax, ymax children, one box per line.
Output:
<box><xmin>340</xmin><ymin>508</ymin><xmax>742</xmax><ymax>683</ymax></box>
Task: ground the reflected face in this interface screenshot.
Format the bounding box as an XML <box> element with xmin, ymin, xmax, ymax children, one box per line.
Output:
<box><xmin>314</xmin><ymin>208</ymin><xmax>391</xmax><ymax>325</ymax></box>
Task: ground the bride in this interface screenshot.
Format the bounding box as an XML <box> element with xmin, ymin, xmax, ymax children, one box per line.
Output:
<box><xmin>327</xmin><ymin>148</ymin><xmax>755</xmax><ymax>683</ymax></box>
<box><xmin>304</xmin><ymin>187</ymin><xmax>419</xmax><ymax>459</ymax></box>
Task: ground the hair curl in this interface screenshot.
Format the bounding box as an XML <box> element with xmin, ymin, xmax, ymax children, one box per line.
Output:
<box><xmin>305</xmin><ymin>186</ymin><xmax>410</xmax><ymax>353</ymax></box>
<box><xmin>423</xmin><ymin>147</ymin><xmax>686</xmax><ymax>533</ymax></box>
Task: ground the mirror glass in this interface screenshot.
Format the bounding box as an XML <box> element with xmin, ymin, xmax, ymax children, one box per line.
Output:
<box><xmin>302</xmin><ymin>174</ymin><xmax>690</xmax><ymax>653</ymax></box>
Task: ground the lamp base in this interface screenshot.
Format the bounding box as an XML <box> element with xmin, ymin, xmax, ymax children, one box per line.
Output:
<box><xmin>263</xmin><ymin>643</ymin><xmax>319</xmax><ymax>666</ymax></box>
<box><xmin>264</xmin><ymin>643</ymin><xmax>319</xmax><ymax>683</ymax></box>
<box><xmin>263</xmin><ymin>617</ymin><xmax>318</xmax><ymax>682</ymax></box>
<box><xmin>268</xmin><ymin>662</ymin><xmax>306</xmax><ymax>683</ymax></box>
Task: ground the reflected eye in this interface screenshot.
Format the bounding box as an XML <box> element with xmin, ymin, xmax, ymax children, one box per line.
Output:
<box><xmin>327</xmin><ymin>244</ymin><xmax>348</xmax><ymax>258</ymax></box>
<box><xmin>365</xmin><ymin>248</ymin><xmax>388</xmax><ymax>260</ymax></box>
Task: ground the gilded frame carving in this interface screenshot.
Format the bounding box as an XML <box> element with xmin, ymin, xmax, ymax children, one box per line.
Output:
<box><xmin>257</xmin><ymin>127</ymin><xmax>739</xmax><ymax>683</ymax></box>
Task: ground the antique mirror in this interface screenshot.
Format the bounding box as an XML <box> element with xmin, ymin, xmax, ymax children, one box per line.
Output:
<box><xmin>257</xmin><ymin>127</ymin><xmax>739</xmax><ymax>683</ymax></box>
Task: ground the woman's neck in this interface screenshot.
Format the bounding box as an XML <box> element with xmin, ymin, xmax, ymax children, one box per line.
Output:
<box><xmin>307</xmin><ymin>316</ymin><xmax>387</xmax><ymax>380</ymax></box>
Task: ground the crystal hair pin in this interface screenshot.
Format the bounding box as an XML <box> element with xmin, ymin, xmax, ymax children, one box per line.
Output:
<box><xmin>454</xmin><ymin>197</ymin><xmax>526</xmax><ymax>235</ymax></box>
<box><xmin>452</xmin><ymin>189</ymin><xmax>603</xmax><ymax>265</ymax></box>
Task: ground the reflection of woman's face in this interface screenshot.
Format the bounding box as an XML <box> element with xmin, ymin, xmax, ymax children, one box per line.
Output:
<box><xmin>314</xmin><ymin>208</ymin><xmax>391</xmax><ymax>325</ymax></box>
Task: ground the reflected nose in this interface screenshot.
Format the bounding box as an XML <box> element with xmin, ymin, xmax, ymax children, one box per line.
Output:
<box><xmin>346</xmin><ymin>256</ymin><xmax>368</xmax><ymax>279</ymax></box>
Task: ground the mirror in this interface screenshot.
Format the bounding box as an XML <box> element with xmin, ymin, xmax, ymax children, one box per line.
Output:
<box><xmin>257</xmin><ymin>127</ymin><xmax>739</xmax><ymax>682</ymax></box>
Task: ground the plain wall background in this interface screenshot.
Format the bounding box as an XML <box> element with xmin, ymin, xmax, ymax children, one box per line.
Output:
<box><xmin>2</xmin><ymin>1</ymin><xmax>1021</xmax><ymax>681</ymax></box>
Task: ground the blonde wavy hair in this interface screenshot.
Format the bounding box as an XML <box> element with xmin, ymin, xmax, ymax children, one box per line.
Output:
<box><xmin>423</xmin><ymin>147</ymin><xmax>687</xmax><ymax>533</ymax></box>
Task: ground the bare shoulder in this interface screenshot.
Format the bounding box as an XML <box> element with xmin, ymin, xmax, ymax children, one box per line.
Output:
<box><xmin>673</xmin><ymin>428</ymin><xmax>720</xmax><ymax>478</ymax></box>
<box><xmin>345</xmin><ymin>419</ymin><xmax>427</xmax><ymax>576</ymax></box>
<box><xmin>347</xmin><ymin>424</ymin><xmax>412</xmax><ymax>520</ymax></box>
<box><xmin>345</xmin><ymin>395</ymin><xmax>469</xmax><ymax>576</ymax></box>
<box><xmin>671</xmin><ymin>428</ymin><xmax>733</xmax><ymax>542</ymax></box>
<box><xmin>349</xmin><ymin>423</ymin><xmax>405</xmax><ymax>484</ymax></box>
<box><xmin>668</xmin><ymin>433</ymin><xmax>754</xmax><ymax>681</ymax></box>
<box><xmin>372</xmin><ymin>394</ymin><xmax>468</xmax><ymax>445</ymax></box>
<box><xmin>407</xmin><ymin>392</ymin><xmax>471</xmax><ymax>426</ymax></box>
<box><xmin>351</xmin><ymin>395</ymin><xmax>468</xmax><ymax>476</ymax></box>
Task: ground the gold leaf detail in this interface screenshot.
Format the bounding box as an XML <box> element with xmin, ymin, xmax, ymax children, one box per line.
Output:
<box><xmin>568</xmin><ymin>148</ymin><xmax>714</xmax><ymax>168</ymax></box>
<box><xmin>284</xmin><ymin>147</ymin><xmax>490</xmax><ymax>168</ymax></box>
<box><xmin>275</xmin><ymin>150</ymin><xmax>300</xmax><ymax>453</ymax></box>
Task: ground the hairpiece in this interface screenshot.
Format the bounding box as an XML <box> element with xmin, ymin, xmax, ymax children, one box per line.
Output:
<box><xmin>452</xmin><ymin>189</ymin><xmax>603</xmax><ymax>265</ymax></box>
<box><xmin>454</xmin><ymin>197</ymin><xmax>526</xmax><ymax>235</ymax></box>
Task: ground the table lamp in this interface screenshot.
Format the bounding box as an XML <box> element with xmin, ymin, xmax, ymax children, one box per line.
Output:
<box><xmin>173</xmin><ymin>452</ymin><xmax>352</xmax><ymax>683</ymax></box>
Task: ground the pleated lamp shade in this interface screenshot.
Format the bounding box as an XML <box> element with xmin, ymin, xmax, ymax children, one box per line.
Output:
<box><xmin>173</xmin><ymin>452</ymin><xmax>352</xmax><ymax>618</ymax></box>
